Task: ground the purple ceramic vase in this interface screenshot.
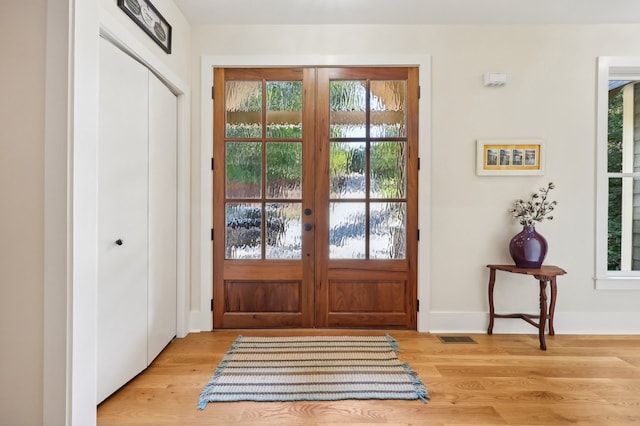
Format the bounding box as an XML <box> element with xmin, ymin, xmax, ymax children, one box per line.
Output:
<box><xmin>509</xmin><ymin>225</ymin><xmax>547</xmax><ymax>268</ymax></box>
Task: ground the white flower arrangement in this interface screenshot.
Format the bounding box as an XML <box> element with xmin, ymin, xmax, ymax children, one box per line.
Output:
<box><xmin>509</xmin><ymin>182</ymin><xmax>557</xmax><ymax>227</ymax></box>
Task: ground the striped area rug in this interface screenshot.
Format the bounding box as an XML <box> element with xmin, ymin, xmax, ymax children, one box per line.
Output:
<box><xmin>197</xmin><ymin>335</ymin><xmax>428</xmax><ymax>409</ymax></box>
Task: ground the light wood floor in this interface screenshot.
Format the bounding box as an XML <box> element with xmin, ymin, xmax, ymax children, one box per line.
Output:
<box><xmin>97</xmin><ymin>330</ymin><xmax>640</xmax><ymax>425</ymax></box>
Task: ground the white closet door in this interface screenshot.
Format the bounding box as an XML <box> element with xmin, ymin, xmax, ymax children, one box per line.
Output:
<box><xmin>97</xmin><ymin>37</ymin><xmax>149</xmax><ymax>403</ymax></box>
<box><xmin>147</xmin><ymin>73</ymin><xmax>177</xmax><ymax>364</ymax></box>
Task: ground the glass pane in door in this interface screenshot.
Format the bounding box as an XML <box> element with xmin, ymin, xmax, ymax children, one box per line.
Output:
<box><xmin>225</xmin><ymin>142</ymin><xmax>261</xmax><ymax>198</ymax></box>
<box><xmin>265</xmin><ymin>202</ymin><xmax>302</xmax><ymax>259</ymax></box>
<box><xmin>266</xmin><ymin>142</ymin><xmax>302</xmax><ymax>198</ymax></box>
<box><xmin>370</xmin><ymin>80</ymin><xmax>407</xmax><ymax>137</ymax></box>
<box><xmin>225</xmin><ymin>202</ymin><xmax>262</xmax><ymax>259</ymax></box>
<box><xmin>370</xmin><ymin>141</ymin><xmax>406</xmax><ymax>198</ymax></box>
<box><xmin>267</xmin><ymin>81</ymin><xmax>303</xmax><ymax>138</ymax></box>
<box><xmin>330</xmin><ymin>80</ymin><xmax>367</xmax><ymax>138</ymax></box>
<box><xmin>225</xmin><ymin>81</ymin><xmax>262</xmax><ymax>138</ymax></box>
<box><xmin>330</xmin><ymin>142</ymin><xmax>365</xmax><ymax>199</ymax></box>
<box><xmin>329</xmin><ymin>202</ymin><xmax>366</xmax><ymax>259</ymax></box>
<box><xmin>370</xmin><ymin>202</ymin><xmax>406</xmax><ymax>259</ymax></box>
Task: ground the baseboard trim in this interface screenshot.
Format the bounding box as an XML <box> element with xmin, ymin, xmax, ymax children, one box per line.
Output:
<box><xmin>186</xmin><ymin>310</ymin><xmax>640</xmax><ymax>335</ymax></box>
<box><xmin>189</xmin><ymin>310</ymin><xmax>211</xmax><ymax>333</ymax></box>
<box><xmin>427</xmin><ymin>311</ymin><xmax>640</xmax><ymax>334</ymax></box>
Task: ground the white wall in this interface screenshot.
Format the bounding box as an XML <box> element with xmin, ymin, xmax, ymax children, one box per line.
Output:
<box><xmin>189</xmin><ymin>24</ymin><xmax>640</xmax><ymax>334</ymax></box>
<box><xmin>43</xmin><ymin>0</ymin><xmax>70</xmax><ymax>423</ymax></box>
<box><xmin>0</xmin><ymin>1</ymin><xmax>46</xmax><ymax>425</ymax></box>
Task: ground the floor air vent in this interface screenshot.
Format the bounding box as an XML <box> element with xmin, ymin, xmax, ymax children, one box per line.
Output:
<box><xmin>437</xmin><ymin>335</ymin><xmax>477</xmax><ymax>344</ymax></box>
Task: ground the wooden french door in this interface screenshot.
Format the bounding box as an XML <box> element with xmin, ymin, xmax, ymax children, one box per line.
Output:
<box><xmin>212</xmin><ymin>66</ymin><xmax>418</xmax><ymax>329</ymax></box>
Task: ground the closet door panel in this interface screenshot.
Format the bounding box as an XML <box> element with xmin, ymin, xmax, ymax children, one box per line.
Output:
<box><xmin>147</xmin><ymin>73</ymin><xmax>178</xmax><ymax>364</ymax></box>
<box><xmin>97</xmin><ymin>37</ymin><xmax>149</xmax><ymax>403</ymax></box>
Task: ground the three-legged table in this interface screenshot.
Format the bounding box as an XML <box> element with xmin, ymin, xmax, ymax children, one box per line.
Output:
<box><xmin>486</xmin><ymin>264</ymin><xmax>567</xmax><ymax>350</ymax></box>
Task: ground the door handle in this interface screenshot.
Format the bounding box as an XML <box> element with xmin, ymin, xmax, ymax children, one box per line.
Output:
<box><xmin>304</xmin><ymin>208</ymin><xmax>312</xmax><ymax>216</ymax></box>
<box><xmin>115</xmin><ymin>239</ymin><xmax>124</xmax><ymax>246</ymax></box>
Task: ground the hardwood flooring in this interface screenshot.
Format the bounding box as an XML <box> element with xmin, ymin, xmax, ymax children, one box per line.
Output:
<box><xmin>97</xmin><ymin>330</ymin><xmax>640</xmax><ymax>425</ymax></box>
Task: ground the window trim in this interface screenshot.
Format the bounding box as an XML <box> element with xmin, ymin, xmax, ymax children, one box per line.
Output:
<box><xmin>595</xmin><ymin>56</ymin><xmax>640</xmax><ymax>289</ymax></box>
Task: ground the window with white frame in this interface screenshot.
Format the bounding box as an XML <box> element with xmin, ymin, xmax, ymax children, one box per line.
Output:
<box><xmin>596</xmin><ymin>57</ymin><xmax>640</xmax><ymax>289</ymax></box>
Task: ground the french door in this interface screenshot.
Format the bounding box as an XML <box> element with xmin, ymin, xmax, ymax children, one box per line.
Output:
<box><xmin>212</xmin><ymin>66</ymin><xmax>419</xmax><ymax>329</ymax></box>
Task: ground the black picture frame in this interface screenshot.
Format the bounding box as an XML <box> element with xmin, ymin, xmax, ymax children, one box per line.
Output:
<box><xmin>117</xmin><ymin>0</ymin><xmax>172</xmax><ymax>54</ymax></box>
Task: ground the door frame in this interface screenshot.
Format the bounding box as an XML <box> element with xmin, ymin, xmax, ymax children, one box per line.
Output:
<box><xmin>198</xmin><ymin>54</ymin><xmax>432</xmax><ymax>332</ymax></box>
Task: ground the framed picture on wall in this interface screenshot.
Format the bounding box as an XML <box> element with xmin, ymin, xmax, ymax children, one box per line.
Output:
<box><xmin>476</xmin><ymin>139</ymin><xmax>544</xmax><ymax>176</ymax></box>
<box><xmin>118</xmin><ymin>0</ymin><xmax>172</xmax><ymax>54</ymax></box>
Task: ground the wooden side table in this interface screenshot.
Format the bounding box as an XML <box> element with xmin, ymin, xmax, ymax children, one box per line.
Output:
<box><xmin>486</xmin><ymin>264</ymin><xmax>567</xmax><ymax>350</ymax></box>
